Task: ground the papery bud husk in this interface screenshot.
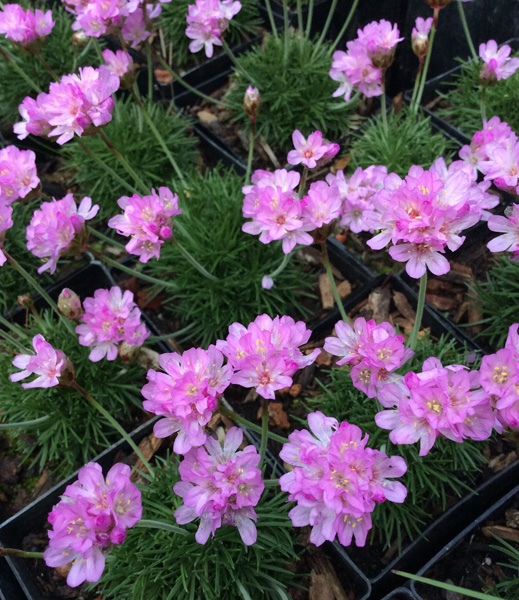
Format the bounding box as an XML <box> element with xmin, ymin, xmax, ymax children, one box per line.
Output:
<box><xmin>118</xmin><ymin>342</ymin><xmax>140</xmax><ymax>363</ymax></box>
<box><xmin>312</xmin><ymin>221</ymin><xmax>336</xmax><ymax>245</ymax></box>
<box><xmin>412</xmin><ymin>38</ymin><xmax>429</xmax><ymax>59</ymax></box>
<box><xmin>18</xmin><ymin>37</ymin><xmax>46</xmax><ymax>56</ymax></box>
<box><xmin>72</xmin><ymin>30</ymin><xmax>88</xmax><ymax>47</ymax></box>
<box><xmin>243</xmin><ymin>86</ymin><xmax>261</xmax><ymax>119</ymax></box>
<box><xmin>371</xmin><ymin>50</ymin><xmax>395</xmax><ymax>71</ymax></box>
<box><xmin>423</xmin><ymin>0</ymin><xmax>453</xmax><ymax>8</ymax></box>
<box><xmin>57</xmin><ymin>353</ymin><xmax>76</xmax><ymax>387</ymax></box>
<box><xmin>18</xmin><ymin>183</ymin><xmax>42</xmax><ymax>204</ymax></box>
<box><xmin>58</xmin><ymin>288</ymin><xmax>82</xmax><ymax>320</ymax></box>
<box><xmin>119</xmin><ymin>70</ymin><xmax>139</xmax><ymax>91</ymax></box>
<box><xmin>17</xmin><ymin>294</ymin><xmax>34</xmax><ymax>309</ymax></box>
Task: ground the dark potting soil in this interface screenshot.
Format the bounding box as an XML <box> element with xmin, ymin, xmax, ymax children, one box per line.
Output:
<box><xmin>415</xmin><ymin>495</ymin><xmax>519</xmax><ymax>600</ymax></box>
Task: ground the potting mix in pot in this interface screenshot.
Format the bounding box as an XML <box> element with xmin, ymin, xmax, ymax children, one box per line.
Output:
<box><xmin>0</xmin><ymin>0</ymin><xmax>518</xmax><ymax>598</ymax></box>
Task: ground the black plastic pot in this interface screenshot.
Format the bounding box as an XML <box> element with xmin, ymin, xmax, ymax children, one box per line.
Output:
<box><xmin>380</xmin><ymin>587</ymin><xmax>418</xmax><ymax>600</ymax></box>
<box><xmin>259</xmin><ymin>0</ymin><xmax>341</xmax><ymax>39</ymax></box>
<box><xmin>411</xmin><ymin>471</ymin><xmax>519</xmax><ymax>600</ymax></box>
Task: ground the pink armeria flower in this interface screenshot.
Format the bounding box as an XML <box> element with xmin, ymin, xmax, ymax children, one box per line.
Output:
<box><xmin>102</xmin><ymin>49</ymin><xmax>133</xmax><ymax>77</ymax></box>
<box><xmin>186</xmin><ymin>0</ymin><xmax>242</xmax><ymax>57</ymax></box>
<box><xmin>44</xmin><ymin>462</ymin><xmax>141</xmax><ymax>588</ymax></box>
<box><xmin>216</xmin><ymin>314</ymin><xmax>320</xmax><ymax>400</ymax></box>
<box><xmin>459</xmin><ymin>116</ymin><xmax>516</xmax><ymax>169</ymax></box>
<box><xmin>26</xmin><ymin>194</ymin><xmax>99</xmax><ymax>274</ymax></box>
<box><xmin>280</xmin><ymin>411</ymin><xmax>407</xmax><ymax>547</ymax></box>
<box><xmin>479</xmin><ymin>135</ymin><xmax>519</xmax><ymax>196</ymax></box>
<box><xmin>324</xmin><ymin>317</ymin><xmax>413</xmax><ymax>398</ymax></box>
<box><xmin>479</xmin><ymin>40</ymin><xmax>519</xmax><ymax>84</ymax></box>
<box><xmin>412</xmin><ymin>17</ymin><xmax>433</xmax><ymax>58</ymax></box>
<box><xmin>0</xmin><ymin>146</ymin><xmax>39</xmax><ymax>204</ymax></box>
<box><xmin>174</xmin><ymin>427</ymin><xmax>264</xmax><ymax>545</ymax></box>
<box><xmin>300</xmin><ymin>180</ymin><xmax>342</xmax><ymax>230</ymax></box>
<box><xmin>142</xmin><ymin>346</ymin><xmax>232</xmax><ymax>453</ymax></box>
<box><xmin>10</xmin><ymin>334</ymin><xmax>69</xmax><ymax>389</ymax></box>
<box><xmin>487</xmin><ymin>204</ymin><xmax>519</xmax><ymax>260</ymax></box>
<box><xmin>0</xmin><ymin>204</ymin><xmax>13</xmax><ymax>267</ymax></box>
<box><xmin>14</xmin><ymin>66</ymin><xmax>119</xmax><ymax>145</ymax></box>
<box><xmin>375</xmin><ymin>359</ymin><xmax>494</xmax><ymax>456</ymax></box>
<box><xmin>75</xmin><ymin>286</ymin><xmax>150</xmax><ymax>362</ymax></box>
<box><xmin>108</xmin><ymin>187</ymin><xmax>181</xmax><ymax>262</ymax></box>
<box><xmin>0</xmin><ymin>4</ymin><xmax>54</xmax><ymax>45</ymax></box>
<box><xmin>287</xmin><ymin>130</ymin><xmax>339</xmax><ymax>169</ymax></box>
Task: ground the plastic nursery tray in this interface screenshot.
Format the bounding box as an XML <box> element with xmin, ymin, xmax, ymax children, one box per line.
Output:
<box><xmin>0</xmin><ymin>418</ymin><xmax>157</xmax><ymax>600</ymax></box>
<box><xmin>410</xmin><ymin>470</ymin><xmax>519</xmax><ymax>600</ymax></box>
<box><xmin>403</xmin><ymin>38</ymin><xmax>519</xmax><ymax>147</ymax></box>
<box><xmin>380</xmin><ymin>586</ymin><xmax>418</xmax><ymax>600</ymax></box>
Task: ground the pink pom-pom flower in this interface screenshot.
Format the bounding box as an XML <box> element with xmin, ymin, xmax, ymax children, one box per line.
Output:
<box><xmin>0</xmin><ymin>145</ymin><xmax>39</xmax><ymax>204</ymax></box>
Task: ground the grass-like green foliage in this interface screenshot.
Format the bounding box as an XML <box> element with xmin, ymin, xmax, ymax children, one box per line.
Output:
<box><xmin>158</xmin><ymin>0</ymin><xmax>262</xmax><ymax>69</ymax></box>
<box><xmin>471</xmin><ymin>255</ymin><xmax>519</xmax><ymax>348</ymax></box>
<box><xmin>145</xmin><ymin>168</ymin><xmax>315</xmax><ymax>347</ymax></box>
<box><xmin>61</xmin><ymin>98</ymin><xmax>199</xmax><ymax>220</ymax></box>
<box><xmin>0</xmin><ymin>199</ymin><xmax>55</xmax><ymax>314</ymax></box>
<box><xmin>0</xmin><ymin>310</ymin><xmax>145</xmax><ymax>473</ymax></box>
<box><xmin>225</xmin><ymin>31</ymin><xmax>357</xmax><ymax>151</ymax></box>
<box><xmin>437</xmin><ymin>55</ymin><xmax>519</xmax><ymax>138</ymax></box>
<box><xmin>486</xmin><ymin>536</ymin><xmax>519</xmax><ymax>599</ymax></box>
<box><xmin>311</xmin><ymin>333</ymin><xmax>486</xmax><ymax>551</ymax></box>
<box><xmin>97</xmin><ymin>454</ymin><xmax>300</xmax><ymax>600</ymax></box>
<box><xmin>349</xmin><ymin>106</ymin><xmax>454</xmax><ymax>177</ymax></box>
<box><xmin>0</xmin><ymin>4</ymin><xmax>102</xmax><ymax>129</ymax></box>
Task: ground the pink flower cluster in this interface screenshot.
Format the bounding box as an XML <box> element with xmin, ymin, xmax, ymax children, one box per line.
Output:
<box><xmin>365</xmin><ymin>160</ymin><xmax>493</xmax><ymax>278</ymax></box>
<box><xmin>75</xmin><ymin>286</ymin><xmax>150</xmax><ymax>362</ymax></box>
<box><xmin>411</xmin><ymin>17</ymin><xmax>433</xmax><ymax>59</ymax></box>
<box><xmin>108</xmin><ymin>187</ymin><xmax>182</xmax><ymax>262</ymax></box>
<box><xmin>479</xmin><ymin>40</ymin><xmax>519</xmax><ymax>84</ymax></box>
<box><xmin>142</xmin><ymin>346</ymin><xmax>232</xmax><ymax>453</ymax></box>
<box><xmin>326</xmin><ymin>164</ymin><xmax>387</xmax><ymax>233</ymax></box>
<box><xmin>26</xmin><ymin>194</ymin><xmax>99</xmax><ymax>274</ymax></box>
<box><xmin>174</xmin><ymin>427</ymin><xmax>264</xmax><ymax>545</ymax></box>
<box><xmin>242</xmin><ymin>167</ymin><xmax>341</xmax><ymax>254</ymax></box>
<box><xmin>186</xmin><ymin>0</ymin><xmax>242</xmax><ymax>58</ymax></box>
<box><xmin>0</xmin><ymin>145</ymin><xmax>39</xmax><ymax>205</ymax></box>
<box><xmin>375</xmin><ymin>358</ymin><xmax>495</xmax><ymax>456</ymax></box>
<box><xmin>487</xmin><ymin>204</ymin><xmax>519</xmax><ymax>261</ymax></box>
<box><xmin>14</xmin><ymin>66</ymin><xmax>120</xmax><ymax>144</ymax></box>
<box><xmin>44</xmin><ymin>462</ymin><xmax>142</xmax><ymax>587</ymax></box>
<box><xmin>64</xmin><ymin>0</ymin><xmax>168</xmax><ymax>46</ymax></box>
<box><xmin>324</xmin><ymin>317</ymin><xmax>414</xmax><ymax>398</ymax></box>
<box><xmin>287</xmin><ymin>130</ymin><xmax>339</xmax><ymax>169</ymax></box>
<box><xmin>103</xmin><ymin>49</ymin><xmax>133</xmax><ymax>78</ymax></box>
<box><xmin>0</xmin><ymin>203</ymin><xmax>13</xmax><ymax>266</ymax></box>
<box><xmin>330</xmin><ymin>20</ymin><xmax>403</xmax><ymax>101</ymax></box>
<box><xmin>0</xmin><ymin>4</ymin><xmax>53</xmax><ymax>46</ymax></box>
<box><xmin>10</xmin><ymin>334</ymin><xmax>69</xmax><ymax>389</ymax></box>
<box><xmin>216</xmin><ymin>314</ymin><xmax>320</xmax><ymax>399</ymax></box>
<box><xmin>479</xmin><ymin>324</ymin><xmax>519</xmax><ymax>431</ymax></box>
<box><xmin>280</xmin><ymin>411</ymin><xmax>407</xmax><ymax>547</ymax></box>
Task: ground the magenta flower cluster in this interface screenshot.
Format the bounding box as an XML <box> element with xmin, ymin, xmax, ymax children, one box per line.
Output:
<box><xmin>15</xmin><ymin>66</ymin><xmax>120</xmax><ymax>144</ymax></box>
<box><xmin>325</xmin><ymin>164</ymin><xmax>387</xmax><ymax>233</ymax></box>
<box><xmin>0</xmin><ymin>4</ymin><xmax>53</xmax><ymax>45</ymax></box>
<box><xmin>487</xmin><ymin>204</ymin><xmax>519</xmax><ymax>261</ymax></box>
<box><xmin>324</xmin><ymin>317</ymin><xmax>414</xmax><ymax>398</ymax></box>
<box><xmin>365</xmin><ymin>159</ymin><xmax>494</xmax><ymax>278</ymax></box>
<box><xmin>44</xmin><ymin>462</ymin><xmax>142</xmax><ymax>587</ymax></box>
<box><xmin>76</xmin><ymin>286</ymin><xmax>150</xmax><ymax>362</ymax></box>
<box><xmin>375</xmin><ymin>358</ymin><xmax>495</xmax><ymax>456</ymax></box>
<box><xmin>26</xmin><ymin>194</ymin><xmax>99</xmax><ymax>274</ymax></box>
<box><xmin>186</xmin><ymin>0</ymin><xmax>242</xmax><ymax>58</ymax></box>
<box><xmin>174</xmin><ymin>427</ymin><xmax>264</xmax><ymax>545</ymax></box>
<box><xmin>10</xmin><ymin>334</ymin><xmax>68</xmax><ymax>389</ymax></box>
<box><xmin>480</xmin><ymin>324</ymin><xmax>519</xmax><ymax>431</ymax></box>
<box><xmin>286</xmin><ymin>130</ymin><xmax>339</xmax><ymax>169</ymax></box>
<box><xmin>0</xmin><ymin>145</ymin><xmax>39</xmax><ymax>205</ymax></box>
<box><xmin>216</xmin><ymin>314</ymin><xmax>320</xmax><ymax>399</ymax></box>
<box><xmin>280</xmin><ymin>411</ymin><xmax>407</xmax><ymax>547</ymax></box>
<box><xmin>330</xmin><ymin>20</ymin><xmax>403</xmax><ymax>101</ymax></box>
<box><xmin>108</xmin><ymin>187</ymin><xmax>181</xmax><ymax>262</ymax></box>
<box><xmin>479</xmin><ymin>40</ymin><xmax>519</xmax><ymax>84</ymax></box>
<box><xmin>142</xmin><ymin>346</ymin><xmax>232</xmax><ymax>453</ymax></box>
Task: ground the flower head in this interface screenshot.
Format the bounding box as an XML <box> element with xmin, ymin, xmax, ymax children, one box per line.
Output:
<box><xmin>0</xmin><ymin>4</ymin><xmax>54</xmax><ymax>46</ymax></box>
<box><xmin>0</xmin><ymin>145</ymin><xmax>39</xmax><ymax>204</ymax></box>
<box><xmin>287</xmin><ymin>130</ymin><xmax>339</xmax><ymax>169</ymax></box>
<box><xmin>0</xmin><ymin>204</ymin><xmax>13</xmax><ymax>267</ymax></box>
<box><xmin>479</xmin><ymin>40</ymin><xmax>519</xmax><ymax>85</ymax></box>
<box><xmin>412</xmin><ymin>17</ymin><xmax>433</xmax><ymax>58</ymax></box>
<box><xmin>186</xmin><ymin>0</ymin><xmax>242</xmax><ymax>57</ymax></box>
<box><xmin>487</xmin><ymin>203</ymin><xmax>519</xmax><ymax>261</ymax></box>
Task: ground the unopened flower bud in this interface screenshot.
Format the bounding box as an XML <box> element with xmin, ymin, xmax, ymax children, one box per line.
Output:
<box><xmin>72</xmin><ymin>30</ymin><xmax>88</xmax><ymax>47</ymax></box>
<box><xmin>412</xmin><ymin>17</ymin><xmax>433</xmax><ymax>59</ymax></box>
<box><xmin>118</xmin><ymin>342</ymin><xmax>139</xmax><ymax>363</ymax></box>
<box><xmin>58</xmin><ymin>288</ymin><xmax>82</xmax><ymax>320</ymax></box>
<box><xmin>17</xmin><ymin>294</ymin><xmax>34</xmax><ymax>308</ymax></box>
<box><xmin>243</xmin><ymin>86</ymin><xmax>261</xmax><ymax>120</ymax></box>
<box><xmin>261</xmin><ymin>275</ymin><xmax>274</xmax><ymax>290</ymax></box>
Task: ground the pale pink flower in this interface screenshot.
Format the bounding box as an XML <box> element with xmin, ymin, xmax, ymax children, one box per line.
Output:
<box><xmin>10</xmin><ymin>334</ymin><xmax>68</xmax><ymax>389</ymax></box>
<box><xmin>0</xmin><ymin>4</ymin><xmax>54</xmax><ymax>45</ymax></box>
<box><xmin>0</xmin><ymin>204</ymin><xmax>13</xmax><ymax>267</ymax></box>
<box><xmin>0</xmin><ymin>146</ymin><xmax>39</xmax><ymax>204</ymax></box>
<box><xmin>479</xmin><ymin>40</ymin><xmax>519</xmax><ymax>83</ymax></box>
<box><xmin>287</xmin><ymin>130</ymin><xmax>338</xmax><ymax>169</ymax></box>
<box><xmin>186</xmin><ymin>0</ymin><xmax>241</xmax><ymax>57</ymax></box>
<box><xmin>487</xmin><ymin>204</ymin><xmax>519</xmax><ymax>260</ymax></box>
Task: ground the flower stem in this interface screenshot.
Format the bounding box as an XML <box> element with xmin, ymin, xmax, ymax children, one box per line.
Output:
<box><xmin>146</xmin><ymin>39</ymin><xmax>153</xmax><ymax>99</ymax></box>
<box><xmin>298</xmin><ymin>166</ymin><xmax>309</xmax><ymax>198</ymax></box>
<box><xmin>282</xmin><ymin>0</ymin><xmax>290</xmax><ymax>65</ymax></box>
<box><xmin>0</xmin><ymin>415</ymin><xmax>50</xmax><ymax>431</ymax></box>
<box><xmin>246</xmin><ymin>118</ymin><xmax>255</xmax><ymax>185</ymax></box>
<box><xmin>380</xmin><ymin>87</ymin><xmax>389</xmax><ymax>133</ymax></box>
<box><xmin>72</xmin><ymin>382</ymin><xmax>155</xmax><ymax>477</ymax></box>
<box><xmin>0</xmin><ymin>46</ymin><xmax>42</xmax><ymax>93</ymax></box>
<box><xmin>457</xmin><ymin>0</ymin><xmax>478</xmax><ymax>61</ymax></box>
<box><xmin>98</xmin><ymin>130</ymin><xmax>149</xmax><ymax>194</ymax></box>
<box><xmin>221</xmin><ymin>39</ymin><xmax>256</xmax><ymax>84</ymax></box>
<box><xmin>135</xmin><ymin>519</ymin><xmax>190</xmax><ymax>536</ymax></box>
<box><xmin>263</xmin><ymin>0</ymin><xmax>279</xmax><ymax>39</ymax></box>
<box><xmin>263</xmin><ymin>479</ymin><xmax>280</xmax><ymax>487</ymax></box>
<box><xmin>305</xmin><ymin>0</ymin><xmax>315</xmax><ymax>40</ymax></box>
<box><xmin>267</xmin><ymin>251</ymin><xmax>292</xmax><ymax>280</ymax></box>
<box><xmin>3</xmin><ymin>251</ymin><xmax>76</xmax><ymax>335</ymax></box>
<box><xmin>173</xmin><ymin>239</ymin><xmax>219</xmax><ymax>282</ymax></box>
<box><xmin>412</xmin><ymin>15</ymin><xmax>437</xmax><ymax>117</ymax></box>
<box><xmin>407</xmin><ymin>272</ymin><xmax>427</xmax><ymax>351</ymax></box>
<box><xmin>88</xmin><ymin>227</ymin><xmax>126</xmax><ymax>250</ymax></box>
<box><xmin>219</xmin><ymin>405</ymin><xmax>289</xmax><ymax>444</ymax></box>
<box><xmin>330</xmin><ymin>0</ymin><xmax>359</xmax><ymax>54</ymax></box>
<box><xmin>153</xmin><ymin>51</ymin><xmax>232</xmax><ymax>109</ymax></box>
<box><xmin>86</xmin><ymin>246</ymin><xmax>180</xmax><ymax>292</ymax></box>
<box><xmin>0</xmin><ymin>548</ymin><xmax>44</xmax><ymax>559</ymax></box>
<box><xmin>480</xmin><ymin>86</ymin><xmax>487</xmax><ymax>122</ymax></box>
<box><xmin>314</xmin><ymin>0</ymin><xmax>338</xmax><ymax>52</ymax></box>
<box><xmin>130</xmin><ymin>87</ymin><xmax>187</xmax><ymax>186</ymax></box>
<box><xmin>410</xmin><ymin>62</ymin><xmax>423</xmax><ymax>113</ymax></box>
<box><xmin>321</xmin><ymin>243</ymin><xmax>348</xmax><ymax>323</ymax></box>
<box><xmin>259</xmin><ymin>397</ymin><xmax>269</xmax><ymax>464</ymax></box>
<box><xmin>34</xmin><ymin>51</ymin><xmax>59</xmax><ymax>80</ymax></box>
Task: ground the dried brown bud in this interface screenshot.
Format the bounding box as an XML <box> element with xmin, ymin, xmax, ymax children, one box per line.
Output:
<box><xmin>17</xmin><ymin>294</ymin><xmax>34</xmax><ymax>308</ymax></box>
